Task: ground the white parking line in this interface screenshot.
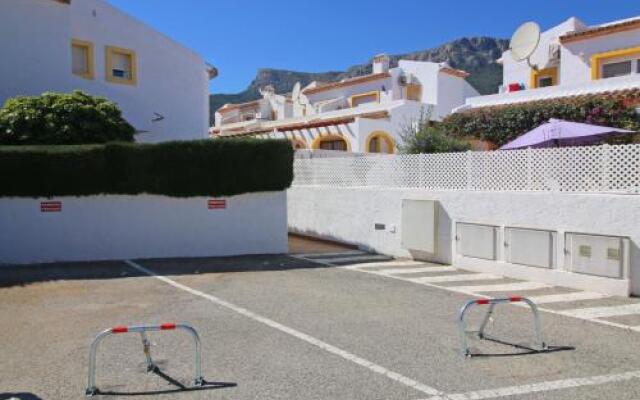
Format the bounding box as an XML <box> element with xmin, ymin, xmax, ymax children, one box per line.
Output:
<box><xmin>422</xmin><ymin>370</ymin><xmax>640</xmax><ymax>400</ymax></box>
<box><xmin>124</xmin><ymin>260</ymin><xmax>443</xmax><ymax>397</ymax></box>
<box><xmin>314</xmin><ymin>254</ymin><xmax>392</xmax><ymax>264</ymax></box>
<box><xmin>452</xmin><ymin>282</ymin><xmax>550</xmax><ymax>293</ymax></box>
<box><xmin>411</xmin><ymin>273</ymin><xmax>500</xmax><ymax>283</ymax></box>
<box><xmin>379</xmin><ymin>266</ymin><xmax>458</xmax><ymax>275</ymax></box>
<box><xmin>294</xmin><ymin>251</ymin><xmax>367</xmax><ymax>258</ymax></box>
<box><xmin>344</xmin><ymin>260</ymin><xmax>426</xmax><ymax>269</ymax></box>
<box><xmin>527</xmin><ymin>292</ymin><xmax>609</xmax><ymax>304</ymax></box>
<box><xmin>561</xmin><ymin>303</ymin><xmax>640</xmax><ymax>319</ymax></box>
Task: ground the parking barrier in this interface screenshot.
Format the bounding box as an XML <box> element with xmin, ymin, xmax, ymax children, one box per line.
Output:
<box><xmin>86</xmin><ymin>323</ymin><xmax>204</xmax><ymax>396</ymax></box>
<box><xmin>457</xmin><ymin>296</ymin><xmax>547</xmax><ymax>357</ymax></box>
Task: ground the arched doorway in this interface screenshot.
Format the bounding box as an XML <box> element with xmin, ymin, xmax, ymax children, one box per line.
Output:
<box><xmin>365</xmin><ymin>131</ymin><xmax>395</xmax><ymax>154</ymax></box>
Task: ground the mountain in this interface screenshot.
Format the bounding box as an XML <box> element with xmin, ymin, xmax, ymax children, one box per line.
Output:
<box><xmin>210</xmin><ymin>37</ymin><xmax>509</xmax><ymax>123</ymax></box>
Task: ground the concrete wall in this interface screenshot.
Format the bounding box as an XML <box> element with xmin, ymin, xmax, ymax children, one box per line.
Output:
<box><xmin>0</xmin><ymin>0</ymin><xmax>210</xmax><ymax>142</ymax></box>
<box><xmin>289</xmin><ymin>186</ymin><xmax>640</xmax><ymax>296</ymax></box>
<box><xmin>0</xmin><ymin>192</ymin><xmax>287</xmax><ymax>265</ymax></box>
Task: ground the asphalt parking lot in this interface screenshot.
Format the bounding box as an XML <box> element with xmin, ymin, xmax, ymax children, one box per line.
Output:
<box><xmin>2</xmin><ymin>252</ymin><xmax>640</xmax><ymax>399</ymax></box>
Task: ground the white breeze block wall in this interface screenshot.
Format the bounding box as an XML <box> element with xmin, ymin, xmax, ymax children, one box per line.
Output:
<box><xmin>0</xmin><ymin>192</ymin><xmax>287</xmax><ymax>265</ymax></box>
<box><xmin>288</xmin><ymin>186</ymin><xmax>640</xmax><ymax>296</ymax></box>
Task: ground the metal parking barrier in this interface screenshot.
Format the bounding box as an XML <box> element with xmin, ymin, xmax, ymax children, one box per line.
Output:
<box><xmin>86</xmin><ymin>323</ymin><xmax>204</xmax><ymax>396</ymax></box>
<box><xmin>457</xmin><ymin>296</ymin><xmax>547</xmax><ymax>357</ymax></box>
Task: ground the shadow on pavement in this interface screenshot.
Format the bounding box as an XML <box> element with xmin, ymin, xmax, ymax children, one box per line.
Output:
<box><xmin>0</xmin><ymin>254</ymin><xmax>329</xmax><ymax>288</ymax></box>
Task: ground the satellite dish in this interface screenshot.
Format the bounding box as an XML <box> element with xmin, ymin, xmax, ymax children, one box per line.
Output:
<box><xmin>292</xmin><ymin>82</ymin><xmax>301</xmax><ymax>103</ymax></box>
<box><xmin>510</xmin><ymin>21</ymin><xmax>541</xmax><ymax>69</ymax></box>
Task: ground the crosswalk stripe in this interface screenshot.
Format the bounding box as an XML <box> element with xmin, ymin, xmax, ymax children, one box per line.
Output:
<box><xmin>527</xmin><ymin>292</ymin><xmax>610</xmax><ymax>304</ymax></box>
<box><xmin>561</xmin><ymin>303</ymin><xmax>640</xmax><ymax>319</ymax></box>
<box><xmin>410</xmin><ymin>273</ymin><xmax>500</xmax><ymax>283</ymax></box>
<box><xmin>314</xmin><ymin>254</ymin><xmax>392</xmax><ymax>264</ymax></box>
<box><xmin>452</xmin><ymin>282</ymin><xmax>550</xmax><ymax>293</ymax></box>
<box><xmin>378</xmin><ymin>266</ymin><xmax>458</xmax><ymax>275</ymax></box>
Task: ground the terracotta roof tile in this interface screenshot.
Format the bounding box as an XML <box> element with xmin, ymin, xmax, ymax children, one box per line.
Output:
<box><xmin>560</xmin><ymin>18</ymin><xmax>640</xmax><ymax>43</ymax></box>
<box><xmin>302</xmin><ymin>72</ymin><xmax>391</xmax><ymax>95</ymax></box>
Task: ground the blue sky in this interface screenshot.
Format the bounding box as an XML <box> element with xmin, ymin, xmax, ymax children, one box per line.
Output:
<box><xmin>107</xmin><ymin>0</ymin><xmax>639</xmax><ymax>94</ymax></box>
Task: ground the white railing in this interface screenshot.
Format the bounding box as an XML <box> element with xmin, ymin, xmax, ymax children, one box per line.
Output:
<box><xmin>292</xmin><ymin>144</ymin><xmax>640</xmax><ymax>194</ymax></box>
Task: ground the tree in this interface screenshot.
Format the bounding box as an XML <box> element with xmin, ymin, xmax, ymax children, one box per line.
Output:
<box><xmin>0</xmin><ymin>91</ymin><xmax>135</xmax><ymax>145</ymax></box>
<box><xmin>399</xmin><ymin>108</ymin><xmax>470</xmax><ymax>154</ymax></box>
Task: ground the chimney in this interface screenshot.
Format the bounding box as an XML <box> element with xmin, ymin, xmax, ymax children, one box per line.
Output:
<box><xmin>372</xmin><ymin>54</ymin><xmax>390</xmax><ymax>74</ymax></box>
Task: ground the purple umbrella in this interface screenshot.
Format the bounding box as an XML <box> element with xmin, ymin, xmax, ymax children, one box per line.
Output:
<box><xmin>500</xmin><ymin>119</ymin><xmax>634</xmax><ymax>150</ymax></box>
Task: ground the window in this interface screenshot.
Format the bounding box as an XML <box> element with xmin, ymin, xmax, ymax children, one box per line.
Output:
<box><xmin>591</xmin><ymin>46</ymin><xmax>640</xmax><ymax>80</ymax></box>
<box><xmin>530</xmin><ymin>67</ymin><xmax>557</xmax><ymax>89</ymax></box>
<box><xmin>105</xmin><ymin>46</ymin><xmax>137</xmax><ymax>85</ymax></box>
<box><xmin>349</xmin><ymin>91</ymin><xmax>379</xmax><ymax>108</ymax></box>
<box><xmin>602</xmin><ymin>60</ymin><xmax>632</xmax><ymax>78</ymax></box>
<box><xmin>71</xmin><ymin>40</ymin><xmax>94</xmax><ymax>79</ymax></box>
<box><xmin>538</xmin><ymin>76</ymin><xmax>554</xmax><ymax>87</ymax></box>
<box><xmin>312</xmin><ymin>135</ymin><xmax>350</xmax><ymax>151</ymax></box>
<box><xmin>319</xmin><ymin>139</ymin><xmax>347</xmax><ymax>151</ymax></box>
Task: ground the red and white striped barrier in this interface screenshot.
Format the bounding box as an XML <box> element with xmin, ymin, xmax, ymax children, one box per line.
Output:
<box><xmin>207</xmin><ymin>199</ymin><xmax>226</xmax><ymax>210</ymax></box>
<box><xmin>40</xmin><ymin>201</ymin><xmax>62</xmax><ymax>213</ymax></box>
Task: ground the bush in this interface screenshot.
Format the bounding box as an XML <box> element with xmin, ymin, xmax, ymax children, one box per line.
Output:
<box><xmin>0</xmin><ymin>139</ymin><xmax>294</xmax><ymax>198</ymax></box>
<box><xmin>0</xmin><ymin>91</ymin><xmax>135</xmax><ymax>145</ymax></box>
<box><xmin>399</xmin><ymin>109</ymin><xmax>470</xmax><ymax>154</ymax></box>
<box><xmin>441</xmin><ymin>96</ymin><xmax>640</xmax><ymax>146</ymax></box>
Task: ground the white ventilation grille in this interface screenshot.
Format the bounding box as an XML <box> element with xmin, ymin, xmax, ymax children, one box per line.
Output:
<box><xmin>292</xmin><ymin>144</ymin><xmax>640</xmax><ymax>194</ymax></box>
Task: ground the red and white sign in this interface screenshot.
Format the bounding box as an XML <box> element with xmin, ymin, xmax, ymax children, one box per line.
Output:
<box><xmin>207</xmin><ymin>199</ymin><xmax>226</xmax><ymax>210</ymax></box>
<box><xmin>41</xmin><ymin>201</ymin><xmax>62</xmax><ymax>213</ymax></box>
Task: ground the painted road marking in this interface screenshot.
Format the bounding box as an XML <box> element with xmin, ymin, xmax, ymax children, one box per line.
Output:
<box><xmin>295</xmin><ymin>251</ymin><xmax>367</xmax><ymax>258</ymax></box>
<box><xmin>411</xmin><ymin>273</ymin><xmax>500</xmax><ymax>283</ymax></box>
<box><xmin>313</xmin><ymin>254</ymin><xmax>392</xmax><ymax>264</ymax></box>
<box><xmin>379</xmin><ymin>266</ymin><xmax>458</xmax><ymax>275</ymax></box>
<box><xmin>422</xmin><ymin>370</ymin><xmax>640</xmax><ymax>400</ymax></box>
<box><xmin>561</xmin><ymin>303</ymin><xmax>640</xmax><ymax>319</ymax></box>
<box><xmin>124</xmin><ymin>260</ymin><xmax>443</xmax><ymax>397</ymax></box>
<box><xmin>452</xmin><ymin>282</ymin><xmax>550</xmax><ymax>293</ymax></box>
<box><xmin>527</xmin><ymin>292</ymin><xmax>610</xmax><ymax>304</ymax></box>
<box><xmin>343</xmin><ymin>260</ymin><xmax>426</xmax><ymax>269</ymax></box>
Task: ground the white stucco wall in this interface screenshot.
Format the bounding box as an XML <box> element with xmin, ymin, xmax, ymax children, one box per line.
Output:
<box><xmin>561</xmin><ymin>28</ymin><xmax>640</xmax><ymax>86</ymax></box>
<box><xmin>0</xmin><ymin>0</ymin><xmax>210</xmax><ymax>142</ymax></box>
<box><xmin>289</xmin><ymin>186</ymin><xmax>640</xmax><ymax>296</ymax></box>
<box><xmin>0</xmin><ymin>192</ymin><xmax>287</xmax><ymax>265</ymax></box>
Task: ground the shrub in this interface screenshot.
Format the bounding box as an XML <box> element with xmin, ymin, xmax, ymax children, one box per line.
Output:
<box><xmin>399</xmin><ymin>109</ymin><xmax>470</xmax><ymax>154</ymax></box>
<box><xmin>0</xmin><ymin>139</ymin><xmax>294</xmax><ymax>198</ymax></box>
<box><xmin>441</xmin><ymin>96</ymin><xmax>640</xmax><ymax>146</ymax></box>
<box><xmin>0</xmin><ymin>91</ymin><xmax>135</xmax><ymax>145</ymax></box>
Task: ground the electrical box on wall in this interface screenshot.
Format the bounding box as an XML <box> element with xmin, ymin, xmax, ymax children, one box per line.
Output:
<box><xmin>505</xmin><ymin>227</ymin><xmax>556</xmax><ymax>269</ymax></box>
<box><xmin>456</xmin><ymin>223</ymin><xmax>498</xmax><ymax>260</ymax></box>
<box><xmin>401</xmin><ymin>200</ymin><xmax>437</xmax><ymax>253</ymax></box>
<box><xmin>566</xmin><ymin>233</ymin><xmax>629</xmax><ymax>279</ymax></box>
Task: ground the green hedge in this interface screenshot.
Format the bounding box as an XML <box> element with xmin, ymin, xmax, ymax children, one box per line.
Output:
<box><xmin>0</xmin><ymin>139</ymin><xmax>294</xmax><ymax>198</ymax></box>
<box><xmin>441</xmin><ymin>96</ymin><xmax>640</xmax><ymax>146</ymax></box>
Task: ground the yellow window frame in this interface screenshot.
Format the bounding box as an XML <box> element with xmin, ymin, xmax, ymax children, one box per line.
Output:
<box><xmin>349</xmin><ymin>91</ymin><xmax>380</xmax><ymax>108</ymax></box>
<box><xmin>365</xmin><ymin>131</ymin><xmax>395</xmax><ymax>154</ymax></box>
<box><xmin>591</xmin><ymin>46</ymin><xmax>640</xmax><ymax>80</ymax></box>
<box><xmin>311</xmin><ymin>134</ymin><xmax>352</xmax><ymax>151</ymax></box>
<box><xmin>105</xmin><ymin>46</ymin><xmax>137</xmax><ymax>86</ymax></box>
<box><xmin>71</xmin><ymin>39</ymin><xmax>95</xmax><ymax>80</ymax></box>
<box><xmin>529</xmin><ymin>67</ymin><xmax>558</xmax><ymax>89</ymax></box>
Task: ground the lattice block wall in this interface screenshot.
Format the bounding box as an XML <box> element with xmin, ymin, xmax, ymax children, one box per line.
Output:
<box><xmin>292</xmin><ymin>144</ymin><xmax>640</xmax><ymax>194</ymax></box>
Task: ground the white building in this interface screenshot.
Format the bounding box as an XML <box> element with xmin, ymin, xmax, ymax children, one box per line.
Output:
<box><xmin>212</xmin><ymin>55</ymin><xmax>479</xmax><ymax>153</ymax></box>
<box><xmin>460</xmin><ymin>16</ymin><xmax>640</xmax><ymax>111</ymax></box>
<box><xmin>0</xmin><ymin>0</ymin><xmax>217</xmax><ymax>142</ymax></box>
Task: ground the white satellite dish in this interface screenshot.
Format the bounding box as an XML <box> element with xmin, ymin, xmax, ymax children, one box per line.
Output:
<box><xmin>510</xmin><ymin>21</ymin><xmax>541</xmax><ymax>69</ymax></box>
<box><xmin>291</xmin><ymin>82</ymin><xmax>301</xmax><ymax>103</ymax></box>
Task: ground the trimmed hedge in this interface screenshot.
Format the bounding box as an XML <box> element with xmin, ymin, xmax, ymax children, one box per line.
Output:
<box><xmin>441</xmin><ymin>96</ymin><xmax>640</xmax><ymax>146</ymax></box>
<box><xmin>0</xmin><ymin>139</ymin><xmax>294</xmax><ymax>198</ymax></box>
